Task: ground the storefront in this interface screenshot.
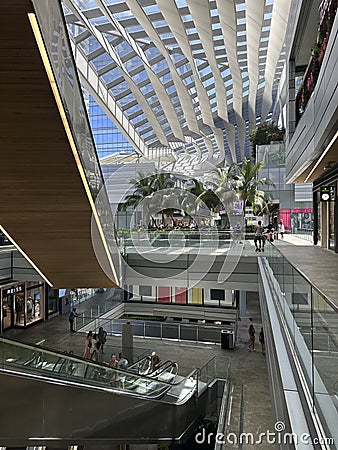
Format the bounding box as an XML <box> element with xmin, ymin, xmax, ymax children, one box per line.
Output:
<box><xmin>1</xmin><ymin>281</ymin><xmax>45</xmax><ymax>333</ymax></box>
<box><xmin>313</xmin><ymin>165</ymin><xmax>338</xmax><ymax>253</ymax></box>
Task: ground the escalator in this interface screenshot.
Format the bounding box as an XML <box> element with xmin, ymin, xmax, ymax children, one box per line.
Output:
<box><xmin>0</xmin><ymin>337</ymin><xmax>210</xmax><ymax>447</ymax></box>
<box><xmin>129</xmin><ymin>356</ymin><xmax>179</xmax><ymax>383</ymax></box>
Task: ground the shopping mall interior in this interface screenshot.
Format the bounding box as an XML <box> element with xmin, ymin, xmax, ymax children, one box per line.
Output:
<box><xmin>0</xmin><ymin>0</ymin><xmax>337</xmax><ymax>449</ymax></box>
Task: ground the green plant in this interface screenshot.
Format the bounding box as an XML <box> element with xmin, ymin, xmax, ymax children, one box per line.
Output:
<box><xmin>229</xmin><ymin>157</ymin><xmax>275</xmax><ymax>215</ymax></box>
<box><xmin>249</xmin><ymin>120</ymin><xmax>285</xmax><ymax>159</ymax></box>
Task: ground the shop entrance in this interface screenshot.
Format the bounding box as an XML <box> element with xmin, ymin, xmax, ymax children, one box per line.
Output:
<box><xmin>2</xmin><ymin>293</ymin><xmax>24</xmax><ymax>330</ymax></box>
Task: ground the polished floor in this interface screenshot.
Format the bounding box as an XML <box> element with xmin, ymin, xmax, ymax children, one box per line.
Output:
<box><xmin>275</xmin><ymin>234</ymin><xmax>338</xmax><ymax>309</ymax></box>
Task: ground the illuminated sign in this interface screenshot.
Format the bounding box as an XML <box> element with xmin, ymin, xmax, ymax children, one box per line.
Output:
<box><xmin>320</xmin><ymin>187</ymin><xmax>330</xmax><ymax>201</ymax></box>
<box><xmin>3</xmin><ymin>284</ymin><xmax>24</xmax><ymax>296</ymax></box>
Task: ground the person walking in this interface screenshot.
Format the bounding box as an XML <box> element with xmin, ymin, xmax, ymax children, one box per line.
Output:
<box><xmin>259</xmin><ymin>327</ymin><xmax>266</xmax><ymax>355</ymax></box>
<box><xmin>97</xmin><ymin>326</ymin><xmax>108</xmax><ymax>354</ymax></box>
<box><xmin>278</xmin><ymin>220</ymin><xmax>285</xmax><ymax>239</ymax></box>
<box><xmin>248</xmin><ymin>324</ymin><xmax>256</xmax><ymax>351</ymax></box>
<box><xmin>254</xmin><ymin>221</ymin><xmax>265</xmax><ymax>252</ymax></box>
<box><xmin>68</xmin><ymin>307</ymin><xmax>80</xmax><ymax>332</ymax></box>
<box><xmin>83</xmin><ymin>331</ymin><xmax>93</xmax><ymax>359</ymax></box>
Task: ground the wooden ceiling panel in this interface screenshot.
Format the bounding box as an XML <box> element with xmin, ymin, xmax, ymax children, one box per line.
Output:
<box><xmin>0</xmin><ymin>0</ymin><xmax>118</xmax><ymax>288</ymax></box>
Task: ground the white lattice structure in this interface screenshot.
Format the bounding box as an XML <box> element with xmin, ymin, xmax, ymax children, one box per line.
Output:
<box><xmin>63</xmin><ymin>0</ymin><xmax>291</xmax><ymax>174</ymax></box>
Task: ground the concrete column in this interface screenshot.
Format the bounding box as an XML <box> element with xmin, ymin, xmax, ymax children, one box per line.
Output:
<box><xmin>322</xmin><ymin>201</ymin><xmax>328</xmax><ymax>248</ymax></box>
<box><xmin>225</xmin><ymin>289</ymin><xmax>233</xmax><ymax>306</ymax></box>
<box><xmin>239</xmin><ymin>291</ymin><xmax>247</xmax><ymax>318</ymax></box>
<box><xmin>122</xmin><ymin>321</ymin><xmax>133</xmax><ymax>365</ymax></box>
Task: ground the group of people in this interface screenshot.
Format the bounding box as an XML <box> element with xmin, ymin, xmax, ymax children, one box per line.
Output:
<box><xmin>106</xmin><ymin>352</ymin><xmax>128</xmax><ymax>370</ymax></box>
<box><xmin>83</xmin><ymin>327</ymin><xmax>107</xmax><ymax>361</ymax></box>
<box><xmin>248</xmin><ymin>324</ymin><xmax>265</xmax><ymax>355</ymax></box>
<box><xmin>254</xmin><ymin>219</ymin><xmax>285</xmax><ymax>252</ymax></box>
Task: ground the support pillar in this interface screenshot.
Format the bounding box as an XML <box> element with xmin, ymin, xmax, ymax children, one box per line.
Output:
<box><xmin>225</xmin><ymin>289</ymin><xmax>233</xmax><ymax>306</ymax></box>
<box><xmin>239</xmin><ymin>291</ymin><xmax>247</xmax><ymax>318</ymax></box>
<box><xmin>122</xmin><ymin>321</ymin><xmax>133</xmax><ymax>365</ymax></box>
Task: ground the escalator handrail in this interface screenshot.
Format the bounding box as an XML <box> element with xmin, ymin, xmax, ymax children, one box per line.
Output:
<box><xmin>0</xmin><ymin>336</ymin><xmax>174</xmax><ymax>389</ymax></box>
<box><xmin>0</xmin><ymin>337</ymin><xmax>203</xmax><ymax>404</ymax></box>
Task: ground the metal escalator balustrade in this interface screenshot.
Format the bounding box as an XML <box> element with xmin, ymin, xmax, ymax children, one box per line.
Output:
<box><xmin>0</xmin><ymin>337</ymin><xmax>200</xmax><ymax>404</ymax></box>
<box><xmin>129</xmin><ymin>357</ymin><xmax>179</xmax><ymax>383</ymax></box>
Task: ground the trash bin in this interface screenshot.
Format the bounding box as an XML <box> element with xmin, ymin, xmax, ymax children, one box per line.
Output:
<box><xmin>221</xmin><ymin>329</ymin><xmax>234</xmax><ymax>349</ymax></box>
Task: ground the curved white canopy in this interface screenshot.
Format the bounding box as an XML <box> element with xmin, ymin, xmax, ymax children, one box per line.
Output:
<box><xmin>63</xmin><ymin>0</ymin><xmax>290</xmax><ymax>170</ymax></box>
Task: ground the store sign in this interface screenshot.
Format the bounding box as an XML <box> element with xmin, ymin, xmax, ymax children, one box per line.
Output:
<box><xmin>3</xmin><ymin>284</ymin><xmax>24</xmax><ymax>296</ymax></box>
<box><xmin>320</xmin><ymin>187</ymin><xmax>330</xmax><ymax>201</ymax></box>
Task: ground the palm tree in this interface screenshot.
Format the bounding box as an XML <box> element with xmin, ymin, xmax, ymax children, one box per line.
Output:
<box><xmin>150</xmin><ymin>172</ymin><xmax>175</xmax><ymax>191</ymax></box>
<box><xmin>120</xmin><ymin>172</ymin><xmax>157</xmax><ymax>227</ymax></box>
<box><xmin>229</xmin><ymin>157</ymin><xmax>275</xmax><ymax>215</ymax></box>
<box><xmin>185</xmin><ymin>178</ymin><xmax>219</xmax><ymax>213</ymax></box>
<box><xmin>121</xmin><ymin>171</ymin><xmax>177</xmax><ymax>227</ymax></box>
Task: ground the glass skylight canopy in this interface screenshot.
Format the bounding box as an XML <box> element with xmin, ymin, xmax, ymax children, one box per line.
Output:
<box><xmin>62</xmin><ymin>0</ymin><xmax>290</xmax><ymax>172</ymax></box>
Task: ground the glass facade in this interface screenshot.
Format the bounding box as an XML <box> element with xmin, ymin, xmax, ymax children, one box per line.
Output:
<box><xmin>87</xmin><ymin>95</ymin><xmax>135</xmax><ymax>160</ymax></box>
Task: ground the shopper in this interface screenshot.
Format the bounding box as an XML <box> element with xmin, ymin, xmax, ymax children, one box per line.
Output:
<box><xmin>97</xmin><ymin>326</ymin><xmax>108</xmax><ymax>354</ymax></box>
<box><xmin>278</xmin><ymin>220</ymin><xmax>285</xmax><ymax>239</ymax></box>
<box><xmin>149</xmin><ymin>351</ymin><xmax>161</xmax><ymax>372</ymax></box>
<box><xmin>107</xmin><ymin>353</ymin><xmax>118</xmax><ymax>368</ymax></box>
<box><xmin>254</xmin><ymin>221</ymin><xmax>265</xmax><ymax>252</ymax></box>
<box><xmin>83</xmin><ymin>331</ymin><xmax>93</xmax><ymax>359</ymax></box>
<box><xmin>259</xmin><ymin>328</ymin><xmax>266</xmax><ymax>355</ymax></box>
<box><xmin>68</xmin><ymin>307</ymin><xmax>80</xmax><ymax>332</ymax></box>
<box><xmin>118</xmin><ymin>352</ymin><xmax>129</xmax><ymax>370</ymax></box>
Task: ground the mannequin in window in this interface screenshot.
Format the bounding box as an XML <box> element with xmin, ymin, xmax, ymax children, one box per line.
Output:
<box><xmin>27</xmin><ymin>297</ymin><xmax>33</xmax><ymax>321</ymax></box>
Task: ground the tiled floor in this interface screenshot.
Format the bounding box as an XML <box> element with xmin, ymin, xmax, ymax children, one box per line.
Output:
<box><xmin>275</xmin><ymin>235</ymin><xmax>338</xmax><ymax>308</ymax></box>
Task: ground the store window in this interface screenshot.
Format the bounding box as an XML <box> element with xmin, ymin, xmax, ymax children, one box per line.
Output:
<box><xmin>1</xmin><ymin>282</ymin><xmax>44</xmax><ymax>330</ymax></box>
<box><xmin>70</xmin><ymin>288</ymin><xmax>96</xmax><ymax>306</ymax></box>
<box><xmin>26</xmin><ymin>282</ymin><xmax>44</xmax><ymax>324</ymax></box>
<box><xmin>2</xmin><ymin>283</ymin><xmax>25</xmax><ymax>330</ymax></box>
<box><xmin>139</xmin><ymin>285</ymin><xmax>153</xmax><ymax>301</ymax></box>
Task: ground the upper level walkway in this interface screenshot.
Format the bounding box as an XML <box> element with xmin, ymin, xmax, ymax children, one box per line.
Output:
<box><xmin>274</xmin><ymin>235</ymin><xmax>338</xmax><ymax>310</ymax></box>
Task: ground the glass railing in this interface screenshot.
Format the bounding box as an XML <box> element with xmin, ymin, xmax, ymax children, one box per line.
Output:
<box><xmin>74</xmin><ymin>316</ymin><xmax>234</xmax><ymax>345</ymax></box>
<box><xmin>117</xmin><ymin>230</ymin><xmax>274</xmax><ymax>257</ymax></box>
<box><xmin>261</xmin><ymin>244</ymin><xmax>338</xmax><ymax>439</ymax></box>
<box><xmin>0</xmin><ymin>338</ymin><xmax>201</xmax><ymax>404</ymax></box>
